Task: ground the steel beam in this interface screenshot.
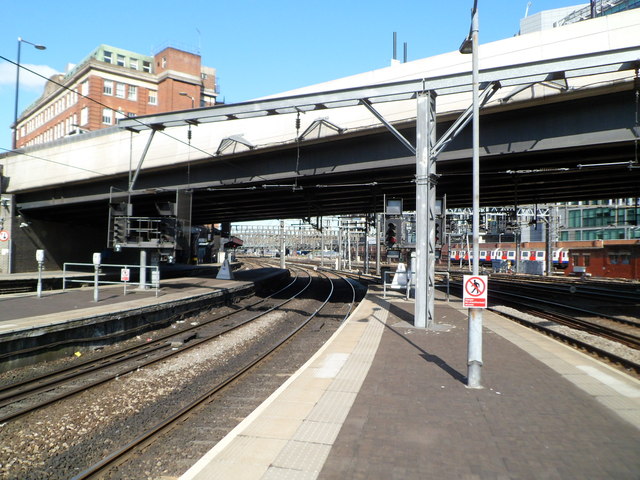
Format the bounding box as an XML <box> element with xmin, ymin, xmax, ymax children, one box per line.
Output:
<box><xmin>360</xmin><ymin>99</ymin><xmax>416</xmax><ymax>155</ymax></box>
<box><xmin>117</xmin><ymin>47</ymin><xmax>640</xmax><ymax>133</ymax></box>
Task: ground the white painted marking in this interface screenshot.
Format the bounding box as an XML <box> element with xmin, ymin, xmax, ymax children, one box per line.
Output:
<box><xmin>0</xmin><ymin>324</ymin><xmax>18</xmax><ymax>330</ymax></box>
<box><xmin>314</xmin><ymin>353</ymin><xmax>349</xmax><ymax>379</ymax></box>
<box><xmin>577</xmin><ymin>365</ymin><xmax>640</xmax><ymax>398</ymax></box>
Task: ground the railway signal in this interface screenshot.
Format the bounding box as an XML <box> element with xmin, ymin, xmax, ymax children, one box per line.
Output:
<box><xmin>385</xmin><ymin>218</ymin><xmax>403</xmax><ymax>248</ymax></box>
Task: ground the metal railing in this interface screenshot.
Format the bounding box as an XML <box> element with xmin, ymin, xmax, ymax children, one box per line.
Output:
<box><xmin>62</xmin><ymin>262</ymin><xmax>160</xmax><ymax>300</ymax></box>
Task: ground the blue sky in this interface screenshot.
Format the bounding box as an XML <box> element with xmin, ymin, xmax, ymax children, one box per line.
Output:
<box><xmin>0</xmin><ymin>1</ymin><xmax>587</xmax><ymax>152</ymax></box>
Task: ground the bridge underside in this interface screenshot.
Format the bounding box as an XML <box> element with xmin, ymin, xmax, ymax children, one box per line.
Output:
<box><xmin>15</xmin><ymin>89</ymin><xmax>640</xmax><ymax>226</ymax></box>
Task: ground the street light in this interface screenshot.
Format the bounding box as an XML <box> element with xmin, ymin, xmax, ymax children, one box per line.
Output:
<box><xmin>179</xmin><ymin>91</ymin><xmax>195</xmax><ymax>108</ymax></box>
<box><xmin>179</xmin><ymin>92</ymin><xmax>196</xmax><ymax>144</ymax></box>
<box><xmin>13</xmin><ymin>37</ymin><xmax>46</xmax><ymax>149</ymax></box>
<box><xmin>460</xmin><ymin>0</ymin><xmax>482</xmax><ymax>389</ymax></box>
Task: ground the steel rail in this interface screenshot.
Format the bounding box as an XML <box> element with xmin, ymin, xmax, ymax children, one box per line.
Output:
<box><xmin>0</xmin><ymin>265</ymin><xmax>310</xmax><ymax>423</ymax></box>
<box><xmin>0</xmin><ymin>265</ymin><xmax>301</xmax><ymax>396</ymax></box>
<box><xmin>70</xmin><ymin>266</ymin><xmax>350</xmax><ymax>480</ymax></box>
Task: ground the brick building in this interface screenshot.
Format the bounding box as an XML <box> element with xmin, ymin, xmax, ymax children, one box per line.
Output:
<box><xmin>14</xmin><ymin>45</ymin><xmax>218</xmax><ymax>148</ymax></box>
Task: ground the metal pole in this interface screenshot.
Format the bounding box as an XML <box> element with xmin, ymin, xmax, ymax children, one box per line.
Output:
<box><xmin>375</xmin><ymin>212</ymin><xmax>381</xmax><ymax>276</ymax></box>
<box><xmin>347</xmin><ymin>222</ymin><xmax>352</xmax><ymax>270</ymax></box>
<box><xmin>364</xmin><ymin>217</ymin><xmax>370</xmax><ymax>275</ymax></box>
<box><xmin>338</xmin><ymin>220</ymin><xmax>343</xmax><ymax>270</ymax></box>
<box><xmin>467</xmin><ymin>4</ymin><xmax>483</xmax><ymax>389</ymax></box>
<box><xmin>139</xmin><ymin>250</ymin><xmax>147</xmax><ymax>290</ymax></box>
<box><xmin>415</xmin><ymin>90</ymin><xmax>437</xmax><ymax>329</ymax></box>
<box><xmin>37</xmin><ymin>262</ymin><xmax>43</xmax><ymax>298</ymax></box>
<box><xmin>320</xmin><ymin>219</ymin><xmax>325</xmax><ymax>268</ymax></box>
<box><xmin>279</xmin><ymin>219</ymin><xmax>285</xmax><ymax>269</ymax></box>
<box><xmin>94</xmin><ymin>264</ymin><xmax>100</xmax><ymax>302</ymax></box>
<box><xmin>13</xmin><ymin>40</ymin><xmax>22</xmax><ymax>150</ymax></box>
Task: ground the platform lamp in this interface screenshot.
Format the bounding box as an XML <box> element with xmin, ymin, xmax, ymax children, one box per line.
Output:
<box><xmin>459</xmin><ymin>0</ymin><xmax>483</xmax><ymax>389</ymax></box>
<box><xmin>13</xmin><ymin>37</ymin><xmax>46</xmax><ymax>149</ymax></box>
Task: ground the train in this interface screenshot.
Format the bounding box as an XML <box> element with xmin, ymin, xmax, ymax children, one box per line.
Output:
<box><xmin>448</xmin><ymin>247</ymin><xmax>570</xmax><ymax>269</ymax></box>
<box><xmin>446</xmin><ymin>240</ymin><xmax>640</xmax><ymax>279</ymax></box>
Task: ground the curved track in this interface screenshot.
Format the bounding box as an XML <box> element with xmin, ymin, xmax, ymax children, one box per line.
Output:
<box><xmin>0</xmin><ymin>267</ymin><xmax>307</xmax><ymax>423</ymax></box>
<box><xmin>69</xmin><ymin>264</ymin><xmax>358</xmax><ymax>479</ymax></box>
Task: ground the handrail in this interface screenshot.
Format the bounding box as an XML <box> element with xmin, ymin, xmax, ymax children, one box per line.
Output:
<box><xmin>62</xmin><ymin>262</ymin><xmax>160</xmax><ymax>298</ymax></box>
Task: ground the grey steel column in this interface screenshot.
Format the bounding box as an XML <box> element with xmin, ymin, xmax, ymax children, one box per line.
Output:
<box><xmin>375</xmin><ymin>213</ymin><xmax>381</xmax><ymax>276</ymax></box>
<box><xmin>467</xmin><ymin>5</ymin><xmax>483</xmax><ymax>389</ymax></box>
<box><xmin>415</xmin><ymin>90</ymin><xmax>437</xmax><ymax>329</ymax></box>
<box><xmin>320</xmin><ymin>219</ymin><xmax>325</xmax><ymax>268</ymax></box>
<box><xmin>279</xmin><ymin>220</ymin><xmax>285</xmax><ymax>269</ymax></box>
<box><xmin>347</xmin><ymin>222</ymin><xmax>352</xmax><ymax>270</ymax></box>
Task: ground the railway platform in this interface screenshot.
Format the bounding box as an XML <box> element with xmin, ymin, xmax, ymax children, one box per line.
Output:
<box><xmin>0</xmin><ymin>266</ymin><xmax>287</xmax><ymax>368</ymax></box>
<box><xmin>180</xmin><ymin>286</ymin><xmax>640</xmax><ymax>480</ymax></box>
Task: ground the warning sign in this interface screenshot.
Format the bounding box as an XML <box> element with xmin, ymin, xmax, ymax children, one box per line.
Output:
<box><xmin>463</xmin><ymin>275</ymin><xmax>488</xmax><ymax>308</ymax></box>
<box><xmin>120</xmin><ymin>268</ymin><xmax>130</xmax><ymax>282</ymax></box>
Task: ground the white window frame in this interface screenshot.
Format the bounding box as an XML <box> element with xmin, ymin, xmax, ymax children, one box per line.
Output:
<box><xmin>103</xmin><ymin>80</ymin><xmax>113</xmax><ymax>96</ymax></box>
<box><xmin>116</xmin><ymin>54</ymin><xmax>125</xmax><ymax>67</ymax></box>
<box><xmin>128</xmin><ymin>85</ymin><xmax>137</xmax><ymax>101</ymax></box>
<box><xmin>102</xmin><ymin>108</ymin><xmax>113</xmax><ymax>125</ymax></box>
<box><xmin>148</xmin><ymin>90</ymin><xmax>157</xmax><ymax>105</ymax></box>
<box><xmin>80</xmin><ymin>107</ymin><xmax>89</xmax><ymax>126</ymax></box>
<box><xmin>115</xmin><ymin>83</ymin><xmax>125</xmax><ymax>98</ymax></box>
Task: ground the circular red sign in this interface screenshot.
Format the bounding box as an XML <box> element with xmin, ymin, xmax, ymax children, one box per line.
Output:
<box><xmin>465</xmin><ymin>276</ymin><xmax>486</xmax><ymax>297</ymax></box>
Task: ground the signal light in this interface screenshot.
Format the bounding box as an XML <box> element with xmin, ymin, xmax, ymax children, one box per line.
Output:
<box><xmin>385</xmin><ymin>219</ymin><xmax>402</xmax><ymax>248</ymax></box>
<box><xmin>386</xmin><ymin>222</ymin><xmax>397</xmax><ymax>247</ymax></box>
<box><xmin>112</xmin><ymin>218</ymin><xmax>125</xmax><ymax>245</ymax></box>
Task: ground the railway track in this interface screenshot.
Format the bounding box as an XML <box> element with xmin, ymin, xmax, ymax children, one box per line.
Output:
<box><xmin>0</xmin><ymin>266</ymin><xmax>306</xmax><ymax>423</ymax></box>
<box><xmin>0</xmin><ymin>262</ymin><xmax>362</xmax><ymax>480</ymax></box>
<box><xmin>69</xmin><ymin>265</ymin><xmax>357</xmax><ymax>480</ymax></box>
<box><xmin>446</xmin><ymin>275</ymin><xmax>640</xmax><ymax>374</ymax></box>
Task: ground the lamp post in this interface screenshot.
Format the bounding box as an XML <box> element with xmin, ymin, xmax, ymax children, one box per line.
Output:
<box><xmin>179</xmin><ymin>91</ymin><xmax>195</xmax><ymax>109</ymax></box>
<box><xmin>179</xmin><ymin>92</ymin><xmax>195</xmax><ymax>144</ymax></box>
<box><xmin>460</xmin><ymin>0</ymin><xmax>482</xmax><ymax>389</ymax></box>
<box><xmin>13</xmin><ymin>37</ymin><xmax>46</xmax><ymax>149</ymax></box>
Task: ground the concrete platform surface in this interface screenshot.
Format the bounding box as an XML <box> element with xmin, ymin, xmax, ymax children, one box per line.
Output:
<box><xmin>180</xmin><ymin>287</ymin><xmax>640</xmax><ymax>480</ymax></box>
<box><xmin>0</xmin><ymin>267</ymin><xmax>282</xmax><ymax>334</ymax></box>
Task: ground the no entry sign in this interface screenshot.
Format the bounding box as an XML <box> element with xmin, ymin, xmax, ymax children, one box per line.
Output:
<box><xmin>463</xmin><ymin>275</ymin><xmax>488</xmax><ymax>308</ymax></box>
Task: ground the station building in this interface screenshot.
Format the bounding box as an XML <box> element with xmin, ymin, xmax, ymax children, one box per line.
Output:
<box><xmin>14</xmin><ymin>45</ymin><xmax>218</xmax><ymax>149</ymax></box>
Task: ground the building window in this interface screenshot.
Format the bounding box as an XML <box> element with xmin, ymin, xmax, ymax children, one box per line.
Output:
<box><xmin>103</xmin><ymin>80</ymin><xmax>113</xmax><ymax>96</ymax></box>
<box><xmin>103</xmin><ymin>50</ymin><xmax>112</xmax><ymax>63</ymax></box>
<box><xmin>115</xmin><ymin>83</ymin><xmax>125</xmax><ymax>98</ymax></box>
<box><xmin>584</xmin><ymin>255</ymin><xmax>590</xmax><ymax>266</ymax></box>
<box><xmin>148</xmin><ymin>90</ymin><xmax>157</xmax><ymax>105</ymax></box>
<box><xmin>130</xmin><ymin>58</ymin><xmax>138</xmax><ymax>70</ymax></box>
<box><xmin>161</xmin><ymin>56</ymin><xmax>167</xmax><ymax>68</ymax></box>
<box><xmin>142</xmin><ymin>61</ymin><xmax>151</xmax><ymax>73</ymax></box>
<box><xmin>102</xmin><ymin>108</ymin><xmax>113</xmax><ymax>125</ymax></box>
<box><xmin>80</xmin><ymin>107</ymin><xmax>88</xmax><ymax>126</ymax></box>
<box><xmin>117</xmin><ymin>54</ymin><xmax>125</xmax><ymax>67</ymax></box>
<box><xmin>128</xmin><ymin>85</ymin><xmax>137</xmax><ymax>101</ymax></box>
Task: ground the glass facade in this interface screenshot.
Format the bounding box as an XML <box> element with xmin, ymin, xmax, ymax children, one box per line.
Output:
<box><xmin>558</xmin><ymin>200</ymin><xmax>640</xmax><ymax>240</ymax></box>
